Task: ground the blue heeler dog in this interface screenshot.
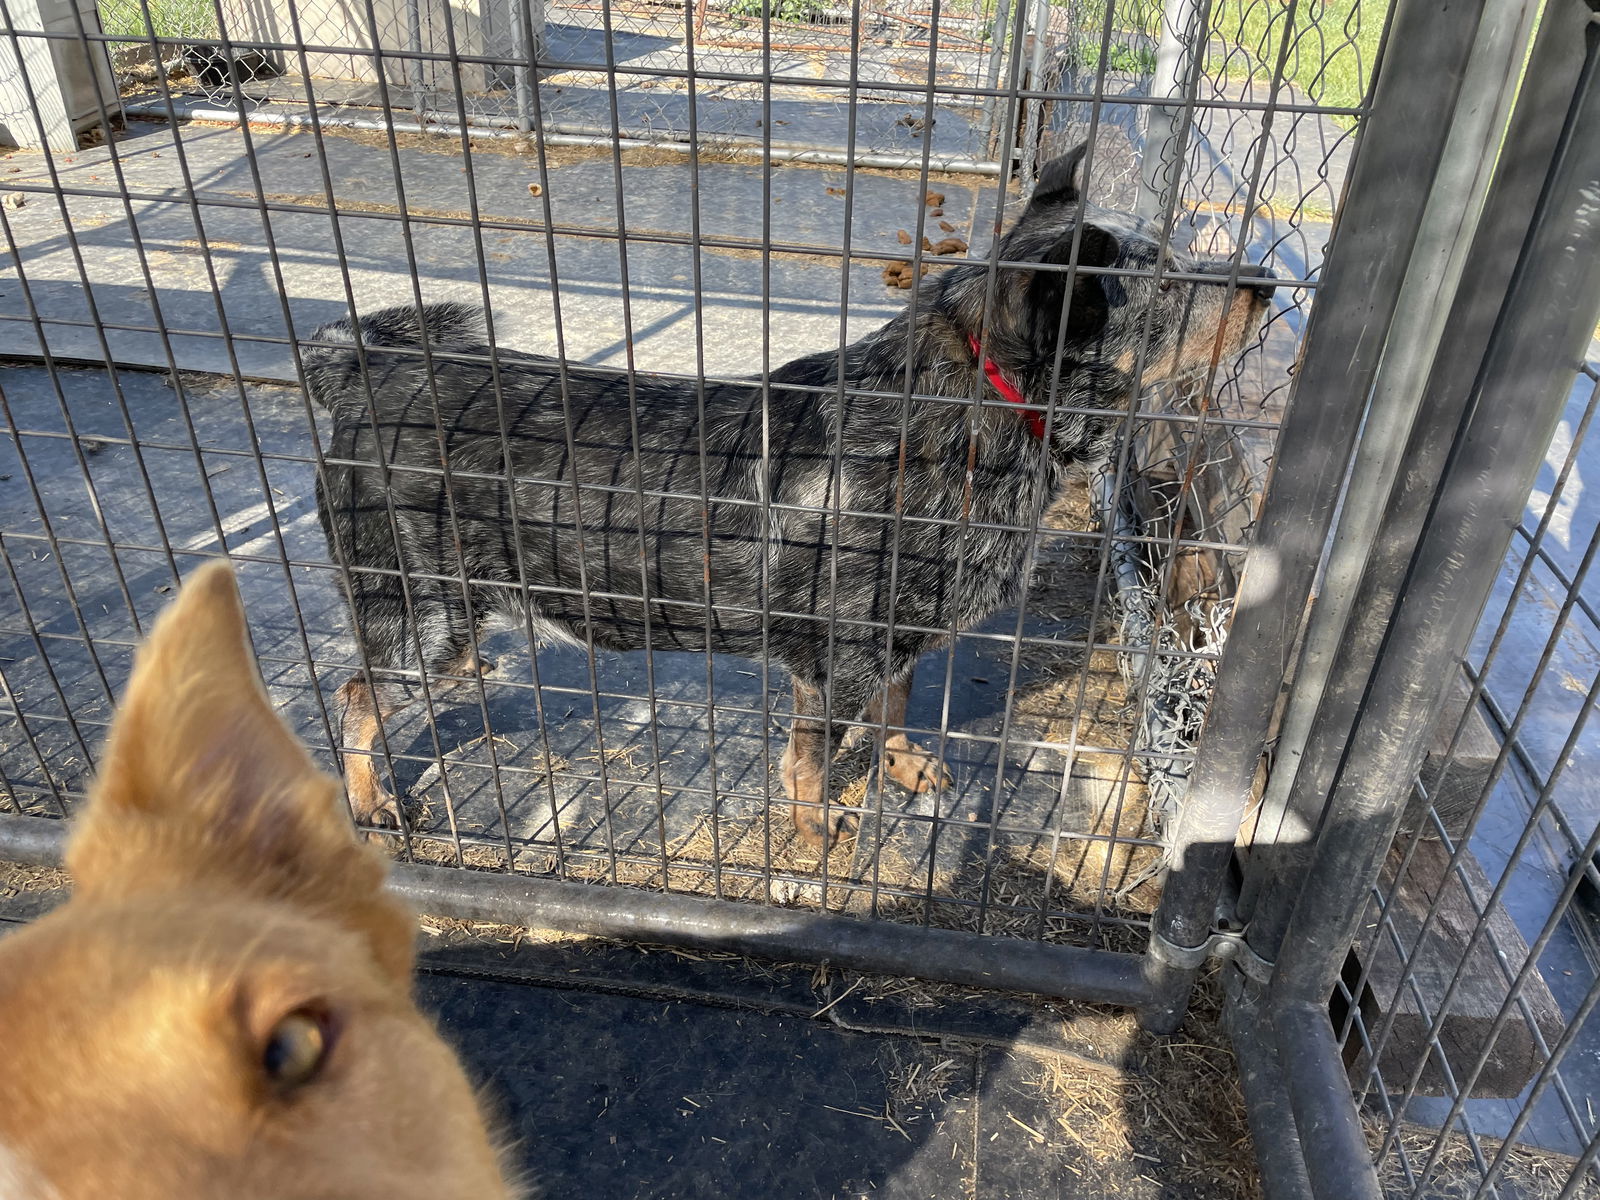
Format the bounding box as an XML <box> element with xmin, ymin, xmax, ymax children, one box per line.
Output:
<box><xmin>304</xmin><ymin>145</ymin><xmax>1276</xmax><ymax>850</ymax></box>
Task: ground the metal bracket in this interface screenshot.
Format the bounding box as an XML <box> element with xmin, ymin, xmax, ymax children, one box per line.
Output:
<box><xmin>1149</xmin><ymin>924</ymin><xmax>1251</xmax><ymax>971</ymax></box>
<box><xmin>1234</xmin><ymin>938</ymin><xmax>1276</xmax><ymax>985</ymax></box>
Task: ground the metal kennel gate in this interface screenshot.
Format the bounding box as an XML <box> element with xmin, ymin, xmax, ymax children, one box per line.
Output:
<box><xmin>2</xmin><ymin>0</ymin><xmax>1600</xmax><ymax>1191</ymax></box>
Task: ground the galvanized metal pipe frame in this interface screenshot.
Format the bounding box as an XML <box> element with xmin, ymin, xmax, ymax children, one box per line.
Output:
<box><xmin>1241</xmin><ymin>0</ymin><xmax>1599</xmax><ymax>962</ymax></box>
<box><xmin>1265</xmin><ymin>0</ymin><xmax>1600</xmax><ymax>1041</ymax></box>
<box><xmin>1248</xmin><ymin>11</ymin><xmax>1600</xmax><ymax>1199</ymax></box>
<box><xmin>1136</xmin><ymin>0</ymin><xmax>1200</xmax><ymax>221</ymax></box>
<box><xmin>1271</xmin><ymin>998</ymin><xmax>1381</xmax><ymax>1200</ymax></box>
<box><xmin>1237</xmin><ymin>0</ymin><xmax>1540</xmax><ymax>913</ymax></box>
<box><xmin>0</xmin><ymin>812</ymin><xmax>1155</xmax><ymax>1006</ymax></box>
<box><xmin>1138</xmin><ymin>0</ymin><xmax>1490</xmax><ymax>1034</ymax></box>
<box><xmin>1220</xmin><ymin>968</ymin><xmax>1314</xmax><ymax>1199</ymax></box>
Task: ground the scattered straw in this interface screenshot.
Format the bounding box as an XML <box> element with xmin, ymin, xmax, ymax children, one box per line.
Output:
<box><xmin>0</xmin><ymin>861</ymin><xmax>69</xmax><ymax>898</ymax></box>
<box><xmin>1031</xmin><ymin>974</ymin><xmax>1260</xmax><ymax>1199</ymax></box>
<box><xmin>1371</xmin><ymin>1119</ymin><xmax>1600</xmax><ymax>1199</ymax></box>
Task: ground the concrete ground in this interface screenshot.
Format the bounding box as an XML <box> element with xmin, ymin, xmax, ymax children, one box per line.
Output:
<box><xmin>2</xmin><ymin>119</ymin><xmax>937</xmax><ymax>378</ymax></box>
<box><xmin>0</xmin><ymin>99</ymin><xmax>1338</xmax><ymax>379</ymax></box>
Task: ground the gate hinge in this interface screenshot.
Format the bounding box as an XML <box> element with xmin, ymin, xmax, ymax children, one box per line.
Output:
<box><xmin>1232</xmin><ymin>938</ymin><xmax>1276</xmax><ymax>985</ymax></box>
<box><xmin>1149</xmin><ymin>924</ymin><xmax>1254</xmax><ymax>971</ymax></box>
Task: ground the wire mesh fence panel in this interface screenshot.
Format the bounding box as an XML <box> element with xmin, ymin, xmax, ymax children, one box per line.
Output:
<box><xmin>1336</xmin><ymin>356</ymin><xmax>1600</xmax><ymax>1198</ymax></box>
<box><xmin>0</xmin><ymin>0</ymin><xmax>1385</xmax><ymax>968</ymax></box>
<box><xmin>96</xmin><ymin>0</ymin><xmax>1032</xmax><ymax>163</ymax></box>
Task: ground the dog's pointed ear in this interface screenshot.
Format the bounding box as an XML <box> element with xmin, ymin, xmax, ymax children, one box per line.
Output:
<box><xmin>1025</xmin><ymin>223</ymin><xmax>1119</xmax><ymax>358</ymax></box>
<box><xmin>1029</xmin><ymin>143</ymin><xmax>1090</xmax><ymax>209</ymax></box>
<box><xmin>67</xmin><ymin>562</ymin><xmax>414</xmax><ymax>980</ymax></box>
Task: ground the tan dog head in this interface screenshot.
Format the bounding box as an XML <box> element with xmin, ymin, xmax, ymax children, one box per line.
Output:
<box><xmin>0</xmin><ymin>563</ymin><xmax>519</xmax><ymax>1200</ymax></box>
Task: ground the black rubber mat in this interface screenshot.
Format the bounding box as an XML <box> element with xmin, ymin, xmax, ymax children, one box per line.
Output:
<box><xmin>415</xmin><ymin>934</ymin><xmax>1204</xmax><ymax>1200</ymax></box>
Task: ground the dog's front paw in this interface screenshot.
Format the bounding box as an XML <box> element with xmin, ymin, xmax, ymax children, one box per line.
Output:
<box><xmin>882</xmin><ymin>744</ymin><xmax>953</xmax><ymax>793</ymax></box>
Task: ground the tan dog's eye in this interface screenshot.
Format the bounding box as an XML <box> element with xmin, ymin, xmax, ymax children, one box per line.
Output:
<box><xmin>262</xmin><ymin>1010</ymin><xmax>330</xmax><ymax>1089</ymax></box>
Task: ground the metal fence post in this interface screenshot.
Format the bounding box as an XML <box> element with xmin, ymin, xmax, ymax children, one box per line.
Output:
<box><xmin>1241</xmin><ymin>0</ymin><xmax>1600</xmax><ymax>968</ymax></box>
<box><xmin>1134</xmin><ymin>0</ymin><xmax>1195</xmax><ymax>220</ymax></box>
<box><xmin>1017</xmin><ymin>0</ymin><xmax>1051</xmax><ymax>191</ymax></box>
<box><xmin>1235</xmin><ymin>0</ymin><xmax>1540</xmax><ymax>926</ymax></box>
<box><xmin>979</xmin><ymin>0</ymin><xmax>1018</xmax><ymax>162</ymax></box>
<box><xmin>512</xmin><ymin>0</ymin><xmax>537</xmax><ymax>134</ymax></box>
<box><xmin>1265</xmin><ymin>0</ymin><xmax>1600</xmax><ymax>1022</ymax></box>
<box><xmin>1257</xmin><ymin>17</ymin><xmax>1600</xmax><ymax>1198</ymax></box>
<box><xmin>1220</xmin><ymin>967</ymin><xmax>1315</xmax><ymax>1199</ymax></box>
<box><xmin>406</xmin><ymin>0</ymin><xmax>426</xmax><ymax>117</ymax></box>
<box><xmin>1137</xmin><ymin>0</ymin><xmax>1489</xmax><ymax>1034</ymax></box>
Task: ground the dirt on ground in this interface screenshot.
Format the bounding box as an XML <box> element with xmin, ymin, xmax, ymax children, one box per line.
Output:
<box><xmin>109</xmin><ymin>113</ymin><xmax>988</xmax><ymax>187</ymax></box>
<box><xmin>1369</xmin><ymin>1121</ymin><xmax>1600</xmax><ymax>1200</ymax></box>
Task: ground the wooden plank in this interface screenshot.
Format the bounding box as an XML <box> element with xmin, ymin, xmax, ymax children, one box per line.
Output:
<box><xmin>1402</xmin><ymin>674</ymin><xmax>1501</xmax><ymax>842</ymax></box>
<box><xmin>1346</xmin><ymin>840</ymin><xmax>1566</xmax><ymax>1099</ymax></box>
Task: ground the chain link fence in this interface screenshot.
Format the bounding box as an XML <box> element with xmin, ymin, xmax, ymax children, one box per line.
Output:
<box><xmin>100</xmin><ymin>0</ymin><xmax>1016</xmax><ymax>162</ymax></box>
<box><xmin>93</xmin><ymin>0</ymin><xmax>1367</xmax><ymax>178</ymax></box>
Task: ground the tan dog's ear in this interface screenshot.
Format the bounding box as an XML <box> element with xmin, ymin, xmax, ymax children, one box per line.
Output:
<box><xmin>67</xmin><ymin>562</ymin><xmax>414</xmax><ymax>980</ymax></box>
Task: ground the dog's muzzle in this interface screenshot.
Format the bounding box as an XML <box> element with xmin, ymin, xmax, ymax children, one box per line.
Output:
<box><xmin>1195</xmin><ymin>261</ymin><xmax>1278</xmax><ymax>303</ymax></box>
<box><xmin>1236</xmin><ymin>263</ymin><xmax>1277</xmax><ymax>303</ymax></box>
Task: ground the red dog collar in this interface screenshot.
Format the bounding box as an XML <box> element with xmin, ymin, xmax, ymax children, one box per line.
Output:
<box><xmin>968</xmin><ymin>335</ymin><xmax>1046</xmax><ymax>440</ymax></box>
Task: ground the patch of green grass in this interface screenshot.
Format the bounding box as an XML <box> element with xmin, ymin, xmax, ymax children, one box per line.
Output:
<box><xmin>1049</xmin><ymin>0</ymin><xmax>1163</xmax><ymax>41</ymax></box>
<box><xmin>98</xmin><ymin>0</ymin><xmax>218</xmax><ymax>41</ymax></box>
<box><xmin>1207</xmin><ymin>0</ymin><xmax>1382</xmax><ymax>123</ymax></box>
<box><xmin>1048</xmin><ymin>0</ymin><xmax>1380</xmax><ymax>125</ymax></box>
<box><xmin>726</xmin><ymin>0</ymin><xmax>829</xmax><ymax>23</ymax></box>
<box><xmin>1062</xmin><ymin>38</ymin><xmax>1159</xmax><ymax>74</ymax></box>
<box><xmin>935</xmin><ymin>0</ymin><xmax>999</xmax><ymax>19</ymax></box>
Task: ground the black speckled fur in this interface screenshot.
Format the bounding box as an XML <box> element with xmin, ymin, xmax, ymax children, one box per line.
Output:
<box><xmin>306</xmin><ymin>145</ymin><xmax>1275</xmax><ymax>841</ymax></box>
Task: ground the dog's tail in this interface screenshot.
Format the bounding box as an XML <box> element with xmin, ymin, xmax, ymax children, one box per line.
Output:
<box><xmin>302</xmin><ymin>302</ymin><xmax>487</xmax><ymax>419</ymax></box>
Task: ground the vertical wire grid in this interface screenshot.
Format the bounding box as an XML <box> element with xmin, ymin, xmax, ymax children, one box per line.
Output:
<box><xmin>918</xmin><ymin>0</ymin><xmax>1035</xmax><ymax>927</ymax></box>
<box><xmin>0</xmin><ymin>0</ymin><xmax>1418</xmax><ymax>956</ymax></box>
<box><xmin>1356</xmin><ymin>359</ymin><xmax>1600</xmax><ymax>1195</ymax></box>
<box><xmin>859</xmin><ymin>0</ymin><xmax>949</xmax><ymax>921</ymax></box>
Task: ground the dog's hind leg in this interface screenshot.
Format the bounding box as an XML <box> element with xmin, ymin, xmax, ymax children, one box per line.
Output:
<box><xmin>866</xmin><ymin>671</ymin><xmax>953</xmax><ymax>794</ymax></box>
<box><xmin>336</xmin><ymin>628</ymin><xmax>486</xmax><ymax>830</ymax></box>
<box><xmin>335</xmin><ymin>603</ymin><xmax>485</xmax><ymax>829</ymax></box>
<box><xmin>334</xmin><ymin>570</ymin><xmax>488</xmax><ymax>831</ymax></box>
<box><xmin>781</xmin><ymin>674</ymin><xmax>876</xmax><ymax>852</ymax></box>
<box><xmin>442</xmin><ymin>644</ymin><xmax>497</xmax><ymax>683</ymax></box>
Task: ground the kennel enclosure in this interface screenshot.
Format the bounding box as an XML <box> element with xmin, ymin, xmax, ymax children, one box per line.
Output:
<box><xmin>3</xmin><ymin>0</ymin><xmax>1600</xmax><ymax>1192</ymax></box>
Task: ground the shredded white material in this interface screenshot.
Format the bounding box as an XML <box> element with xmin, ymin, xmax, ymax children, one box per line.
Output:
<box><xmin>1094</xmin><ymin>462</ymin><xmax>1232</xmax><ymax>846</ymax></box>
